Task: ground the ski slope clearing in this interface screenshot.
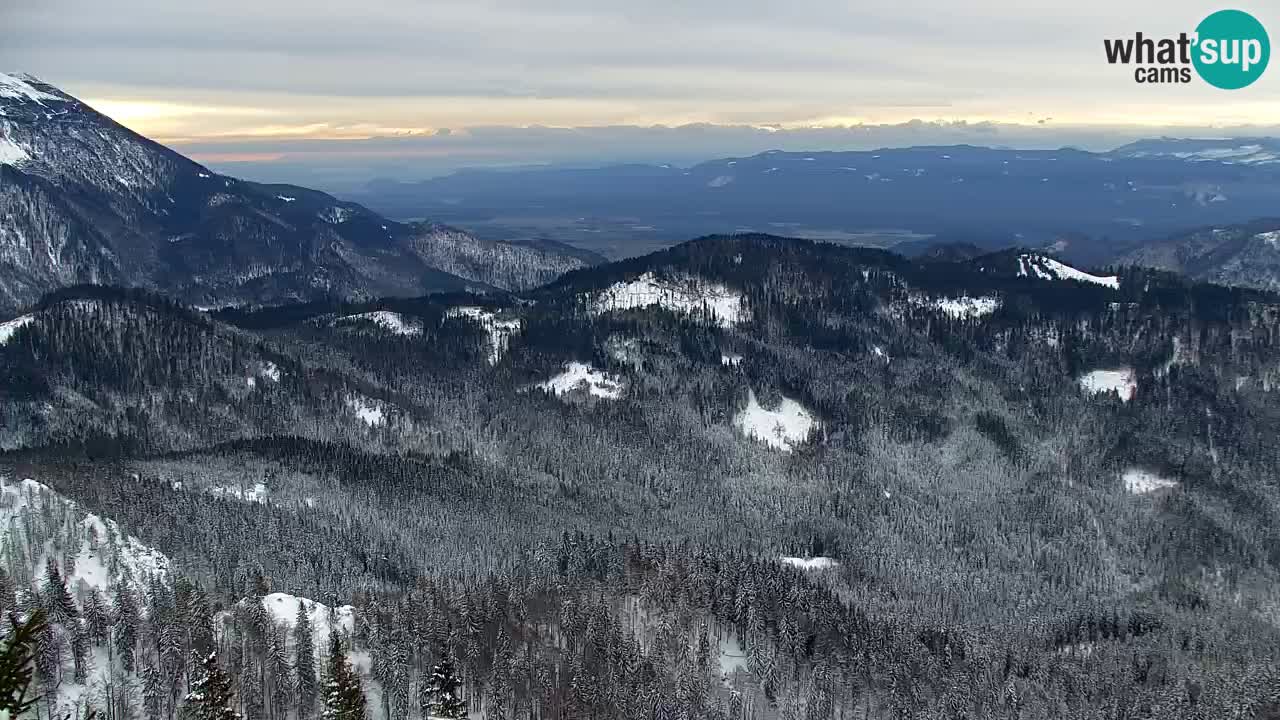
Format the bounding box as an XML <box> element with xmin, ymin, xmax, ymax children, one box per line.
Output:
<box><xmin>345</xmin><ymin>394</ymin><xmax>387</xmax><ymax>426</ymax></box>
<box><xmin>447</xmin><ymin>306</ymin><xmax>523</xmax><ymax>365</ymax></box>
<box><xmin>1018</xmin><ymin>254</ymin><xmax>1120</xmax><ymax>289</ymax></box>
<box><xmin>734</xmin><ymin>390</ymin><xmax>819</xmax><ymax>452</ymax></box>
<box><xmin>919</xmin><ymin>295</ymin><xmax>1001</xmax><ymax>319</ymax></box>
<box><xmin>1079</xmin><ymin>368</ymin><xmax>1137</xmax><ymax>402</ymax></box>
<box><xmin>590</xmin><ymin>272</ymin><xmax>747</xmax><ymax>327</ymax></box>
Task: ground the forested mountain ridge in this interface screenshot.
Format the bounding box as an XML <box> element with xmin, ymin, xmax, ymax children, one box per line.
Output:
<box><xmin>1117</xmin><ymin>218</ymin><xmax>1280</xmax><ymax>293</ymax></box>
<box><xmin>0</xmin><ymin>72</ymin><xmax>591</xmax><ymax>313</ymax></box>
<box><xmin>2</xmin><ymin>234</ymin><xmax>1280</xmax><ymax>718</ymax></box>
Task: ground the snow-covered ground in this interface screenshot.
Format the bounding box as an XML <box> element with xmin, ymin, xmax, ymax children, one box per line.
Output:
<box><xmin>257</xmin><ymin>592</ymin><xmax>355</xmax><ymax>657</ymax></box>
<box><xmin>210</xmin><ymin>482</ymin><xmax>269</xmax><ymax>504</ymax></box>
<box><xmin>589</xmin><ymin>272</ymin><xmax>748</xmax><ymax>327</ymax></box>
<box><xmin>537</xmin><ymin>362</ymin><xmax>624</xmax><ymax>400</ymax></box>
<box><xmin>921</xmin><ymin>295</ymin><xmax>1001</xmax><ymax>319</ymax></box>
<box><xmin>0</xmin><ymin>137</ymin><xmax>30</xmax><ymax>167</ymax></box>
<box><xmin>0</xmin><ymin>478</ymin><xmax>170</xmax><ymax>595</ymax></box>
<box><xmin>734</xmin><ymin>390</ymin><xmax>819</xmax><ymax>452</ymax></box>
<box><xmin>345</xmin><ymin>394</ymin><xmax>387</xmax><ymax>426</ymax></box>
<box><xmin>0</xmin><ymin>313</ymin><xmax>35</xmax><ymax>344</ymax></box>
<box><xmin>446</xmin><ymin>306</ymin><xmax>522</xmax><ymax>365</ymax></box>
<box><xmin>720</xmin><ymin>353</ymin><xmax>743</xmax><ymax>367</ymax></box>
<box><xmin>0</xmin><ymin>72</ymin><xmax>62</xmax><ymax>104</ymax></box>
<box><xmin>1079</xmin><ymin>368</ymin><xmax>1137</xmax><ymax>402</ymax></box>
<box><xmin>1017</xmin><ymin>255</ymin><xmax>1120</xmax><ymax>289</ymax></box>
<box><xmin>780</xmin><ymin>556</ymin><xmax>839</xmax><ymax>570</ymax></box>
<box><xmin>336</xmin><ymin>310</ymin><xmax>421</xmax><ymax>336</ymax></box>
<box><xmin>1122</xmin><ymin>469</ymin><xmax>1178</xmax><ymax>494</ymax></box>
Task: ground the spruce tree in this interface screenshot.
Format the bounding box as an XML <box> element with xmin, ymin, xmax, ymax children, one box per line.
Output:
<box><xmin>321</xmin><ymin>632</ymin><xmax>366</xmax><ymax>720</ymax></box>
<box><xmin>182</xmin><ymin>651</ymin><xmax>241</xmax><ymax>720</ymax></box>
<box><xmin>425</xmin><ymin>657</ymin><xmax>466</xmax><ymax>719</ymax></box>
<box><xmin>295</xmin><ymin>601</ymin><xmax>318</xmax><ymax>719</ymax></box>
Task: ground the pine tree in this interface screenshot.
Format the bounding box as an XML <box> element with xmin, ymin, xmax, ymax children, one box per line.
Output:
<box><xmin>182</xmin><ymin>651</ymin><xmax>242</xmax><ymax>720</ymax></box>
<box><xmin>114</xmin><ymin>581</ymin><xmax>140</xmax><ymax>673</ymax></box>
<box><xmin>424</xmin><ymin>657</ymin><xmax>466</xmax><ymax>719</ymax></box>
<box><xmin>294</xmin><ymin>601</ymin><xmax>318</xmax><ymax>719</ymax></box>
<box><xmin>43</xmin><ymin>557</ymin><xmax>76</xmax><ymax>624</ymax></box>
<box><xmin>321</xmin><ymin>632</ymin><xmax>365</xmax><ymax>720</ymax></box>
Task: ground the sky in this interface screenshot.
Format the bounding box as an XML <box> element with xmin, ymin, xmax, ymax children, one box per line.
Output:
<box><xmin>4</xmin><ymin>0</ymin><xmax>1280</xmax><ymax>188</ymax></box>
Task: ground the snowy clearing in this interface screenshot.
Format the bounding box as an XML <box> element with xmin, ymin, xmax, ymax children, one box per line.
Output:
<box><xmin>336</xmin><ymin>310</ymin><xmax>422</xmax><ymax>336</ymax></box>
<box><xmin>0</xmin><ymin>313</ymin><xmax>35</xmax><ymax>344</ymax></box>
<box><xmin>1079</xmin><ymin>368</ymin><xmax>1137</xmax><ymax>402</ymax></box>
<box><xmin>780</xmin><ymin>556</ymin><xmax>839</xmax><ymax>570</ymax></box>
<box><xmin>922</xmin><ymin>295</ymin><xmax>1001</xmax><ymax>319</ymax></box>
<box><xmin>590</xmin><ymin>272</ymin><xmax>748</xmax><ymax>327</ymax></box>
<box><xmin>1122</xmin><ymin>469</ymin><xmax>1179</xmax><ymax>494</ymax></box>
<box><xmin>446</xmin><ymin>306</ymin><xmax>523</xmax><ymax>365</ymax></box>
<box><xmin>734</xmin><ymin>390</ymin><xmax>819</xmax><ymax>452</ymax></box>
<box><xmin>721</xmin><ymin>353</ymin><xmax>743</xmax><ymax>367</ymax></box>
<box><xmin>537</xmin><ymin>362</ymin><xmax>624</xmax><ymax>400</ymax></box>
<box><xmin>210</xmin><ymin>482</ymin><xmax>268</xmax><ymax>504</ymax></box>
<box><xmin>345</xmin><ymin>394</ymin><xmax>386</xmax><ymax>426</ymax></box>
<box><xmin>1017</xmin><ymin>254</ymin><xmax>1120</xmax><ymax>289</ymax></box>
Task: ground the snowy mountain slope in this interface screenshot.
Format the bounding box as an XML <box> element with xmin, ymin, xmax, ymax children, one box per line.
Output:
<box><xmin>970</xmin><ymin>249</ymin><xmax>1120</xmax><ymax>289</ymax></box>
<box><xmin>0</xmin><ymin>73</ymin><xmax>589</xmax><ymax>312</ymax></box>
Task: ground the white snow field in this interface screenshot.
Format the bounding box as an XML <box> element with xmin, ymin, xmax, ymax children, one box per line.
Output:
<box><xmin>780</xmin><ymin>556</ymin><xmax>839</xmax><ymax>570</ymax></box>
<box><xmin>590</xmin><ymin>272</ymin><xmax>748</xmax><ymax>327</ymax></box>
<box><xmin>335</xmin><ymin>310</ymin><xmax>421</xmax><ymax>336</ymax></box>
<box><xmin>734</xmin><ymin>390</ymin><xmax>819</xmax><ymax>452</ymax></box>
<box><xmin>1017</xmin><ymin>254</ymin><xmax>1120</xmax><ymax>289</ymax></box>
<box><xmin>446</xmin><ymin>306</ymin><xmax>523</xmax><ymax>365</ymax></box>
<box><xmin>537</xmin><ymin>362</ymin><xmax>624</xmax><ymax>400</ymax></box>
<box><xmin>0</xmin><ymin>137</ymin><xmax>30</xmax><ymax>167</ymax></box>
<box><xmin>1079</xmin><ymin>368</ymin><xmax>1137</xmax><ymax>402</ymax></box>
<box><xmin>345</xmin><ymin>393</ymin><xmax>387</xmax><ymax>426</ymax></box>
<box><xmin>1122</xmin><ymin>469</ymin><xmax>1179</xmax><ymax>494</ymax></box>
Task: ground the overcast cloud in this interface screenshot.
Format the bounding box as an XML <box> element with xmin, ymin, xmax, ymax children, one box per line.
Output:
<box><xmin>3</xmin><ymin>0</ymin><xmax>1279</xmax><ymax>187</ymax></box>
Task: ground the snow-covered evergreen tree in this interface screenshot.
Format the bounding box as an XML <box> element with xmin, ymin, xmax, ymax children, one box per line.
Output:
<box><xmin>183</xmin><ymin>651</ymin><xmax>242</xmax><ymax>720</ymax></box>
<box><xmin>321</xmin><ymin>632</ymin><xmax>365</xmax><ymax>720</ymax></box>
<box><xmin>424</xmin><ymin>657</ymin><xmax>466</xmax><ymax>719</ymax></box>
<box><xmin>294</xmin><ymin>600</ymin><xmax>318</xmax><ymax>719</ymax></box>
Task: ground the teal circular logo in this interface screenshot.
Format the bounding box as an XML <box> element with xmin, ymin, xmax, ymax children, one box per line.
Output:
<box><xmin>1193</xmin><ymin>10</ymin><xmax>1270</xmax><ymax>89</ymax></box>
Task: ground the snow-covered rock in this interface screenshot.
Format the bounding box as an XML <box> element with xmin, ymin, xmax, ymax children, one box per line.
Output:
<box><xmin>734</xmin><ymin>390</ymin><xmax>819</xmax><ymax>452</ymax></box>
<box><xmin>1122</xmin><ymin>469</ymin><xmax>1178</xmax><ymax>494</ymax></box>
<box><xmin>0</xmin><ymin>136</ymin><xmax>29</xmax><ymax>167</ymax></box>
<box><xmin>590</xmin><ymin>272</ymin><xmax>747</xmax><ymax>327</ymax></box>
<box><xmin>1079</xmin><ymin>368</ymin><xmax>1137</xmax><ymax>402</ymax></box>
<box><xmin>446</xmin><ymin>306</ymin><xmax>522</xmax><ymax>365</ymax></box>
<box><xmin>537</xmin><ymin>362</ymin><xmax>624</xmax><ymax>400</ymax></box>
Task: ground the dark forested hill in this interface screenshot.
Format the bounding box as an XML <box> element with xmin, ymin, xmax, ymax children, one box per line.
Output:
<box><xmin>2</xmin><ymin>234</ymin><xmax>1279</xmax><ymax>719</ymax></box>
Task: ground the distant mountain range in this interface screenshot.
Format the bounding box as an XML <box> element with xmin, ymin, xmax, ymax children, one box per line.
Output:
<box><xmin>0</xmin><ymin>72</ymin><xmax>594</xmax><ymax>313</ymax></box>
<box><xmin>352</xmin><ymin>139</ymin><xmax>1280</xmax><ymax>268</ymax></box>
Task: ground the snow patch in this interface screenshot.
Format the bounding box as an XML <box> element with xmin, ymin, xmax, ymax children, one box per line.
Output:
<box><xmin>345</xmin><ymin>394</ymin><xmax>386</xmax><ymax>426</ymax></box>
<box><xmin>320</xmin><ymin>206</ymin><xmax>353</xmax><ymax>224</ymax></box>
<box><xmin>590</xmin><ymin>272</ymin><xmax>747</xmax><ymax>327</ymax></box>
<box><xmin>537</xmin><ymin>362</ymin><xmax>624</xmax><ymax>400</ymax></box>
<box><xmin>0</xmin><ymin>314</ymin><xmax>35</xmax><ymax>344</ymax></box>
<box><xmin>920</xmin><ymin>295</ymin><xmax>1001</xmax><ymax>319</ymax></box>
<box><xmin>276</xmin><ymin>195</ymin><xmax>297</xmax><ymax>202</ymax></box>
<box><xmin>1122</xmin><ymin>469</ymin><xmax>1178</xmax><ymax>494</ymax></box>
<box><xmin>446</xmin><ymin>306</ymin><xmax>522</xmax><ymax>365</ymax></box>
<box><xmin>780</xmin><ymin>556</ymin><xmax>839</xmax><ymax>570</ymax></box>
<box><xmin>210</xmin><ymin>483</ymin><xmax>268</xmax><ymax>504</ymax></box>
<box><xmin>720</xmin><ymin>353</ymin><xmax>743</xmax><ymax>368</ymax></box>
<box><xmin>734</xmin><ymin>390</ymin><xmax>819</xmax><ymax>452</ymax></box>
<box><xmin>0</xmin><ymin>137</ymin><xmax>30</xmax><ymax>166</ymax></box>
<box><xmin>1079</xmin><ymin>368</ymin><xmax>1137</xmax><ymax>402</ymax></box>
<box><xmin>708</xmin><ymin>175</ymin><xmax>734</xmax><ymax>188</ymax></box>
<box><xmin>1017</xmin><ymin>254</ymin><xmax>1119</xmax><ymax>289</ymax></box>
<box><xmin>337</xmin><ymin>310</ymin><xmax>422</xmax><ymax>336</ymax></box>
<box><xmin>1254</xmin><ymin>230</ymin><xmax>1280</xmax><ymax>249</ymax></box>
